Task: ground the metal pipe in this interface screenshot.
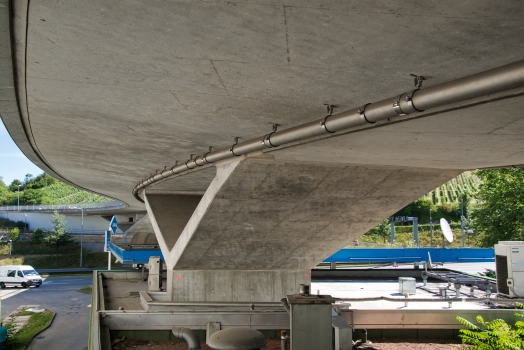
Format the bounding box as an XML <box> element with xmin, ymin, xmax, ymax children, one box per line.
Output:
<box><xmin>335</xmin><ymin>296</ymin><xmax>524</xmax><ymax>303</ymax></box>
<box><xmin>281</xmin><ymin>330</ymin><xmax>288</xmax><ymax>350</ymax></box>
<box><xmin>414</xmin><ymin>60</ymin><xmax>524</xmax><ymax>110</ymax></box>
<box><xmin>172</xmin><ymin>327</ymin><xmax>201</xmax><ymax>350</ymax></box>
<box><xmin>133</xmin><ymin>59</ymin><xmax>524</xmax><ymax>202</ymax></box>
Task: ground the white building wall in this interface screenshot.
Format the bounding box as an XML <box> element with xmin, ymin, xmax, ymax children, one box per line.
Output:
<box><xmin>0</xmin><ymin>212</ymin><xmax>114</xmax><ymax>232</ymax></box>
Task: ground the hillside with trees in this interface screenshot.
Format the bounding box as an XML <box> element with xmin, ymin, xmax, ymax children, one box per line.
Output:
<box><xmin>0</xmin><ymin>173</ymin><xmax>110</xmax><ymax>206</ymax></box>
<box><xmin>363</xmin><ymin>169</ymin><xmax>524</xmax><ymax>248</ymax></box>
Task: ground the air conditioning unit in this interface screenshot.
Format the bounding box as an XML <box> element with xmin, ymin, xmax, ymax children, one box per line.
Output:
<box><xmin>494</xmin><ymin>242</ymin><xmax>524</xmax><ymax>298</ymax></box>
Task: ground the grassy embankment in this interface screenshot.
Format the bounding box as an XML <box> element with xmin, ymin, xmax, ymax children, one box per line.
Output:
<box><xmin>0</xmin><ymin>242</ymin><xmax>122</xmax><ymax>269</ymax></box>
<box><xmin>5</xmin><ymin>309</ymin><xmax>55</xmax><ymax>350</ymax></box>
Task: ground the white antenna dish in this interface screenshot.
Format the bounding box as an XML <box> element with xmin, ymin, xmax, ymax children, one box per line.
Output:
<box><xmin>440</xmin><ymin>218</ymin><xmax>453</xmax><ymax>243</ymax></box>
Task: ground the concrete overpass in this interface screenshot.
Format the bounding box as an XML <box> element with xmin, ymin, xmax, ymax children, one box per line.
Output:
<box><xmin>1</xmin><ymin>1</ymin><xmax>524</xmax><ymax>302</ymax></box>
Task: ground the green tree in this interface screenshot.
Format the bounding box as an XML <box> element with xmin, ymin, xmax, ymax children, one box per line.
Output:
<box><xmin>369</xmin><ymin>219</ymin><xmax>390</xmax><ymax>243</ymax></box>
<box><xmin>32</xmin><ymin>228</ymin><xmax>44</xmax><ymax>243</ymax></box>
<box><xmin>43</xmin><ymin>211</ymin><xmax>74</xmax><ymax>260</ymax></box>
<box><xmin>8</xmin><ymin>179</ymin><xmax>22</xmax><ymax>192</ymax></box>
<box><xmin>471</xmin><ymin>169</ymin><xmax>524</xmax><ymax>247</ymax></box>
<box><xmin>9</xmin><ymin>227</ymin><xmax>20</xmax><ymax>241</ymax></box>
<box><xmin>20</xmin><ymin>189</ymin><xmax>48</xmax><ymax>205</ymax></box>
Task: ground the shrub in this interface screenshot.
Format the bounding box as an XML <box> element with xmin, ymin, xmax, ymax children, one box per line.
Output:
<box><xmin>456</xmin><ymin>302</ymin><xmax>524</xmax><ymax>349</ymax></box>
<box><xmin>9</xmin><ymin>227</ymin><xmax>20</xmax><ymax>241</ymax></box>
<box><xmin>31</xmin><ymin>229</ymin><xmax>44</xmax><ymax>243</ymax></box>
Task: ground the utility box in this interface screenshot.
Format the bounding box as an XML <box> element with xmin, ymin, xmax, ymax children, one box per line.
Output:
<box><xmin>495</xmin><ymin>242</ymin><xmax>524</xmax><ymax>298</ymax></box>
<box><xmin>148</xmin><ymin>256</ymin><xmax>162</xmax><ymax>291</ymax></box>
<box><xmin>399</xmin><ymin>277</ymin><xmax>416</xmax><ymax>294</ymax></box>
<box><xmin>288</xmin><ymin>294</ymin><xmax>335</xmax><ymax>350</ymax></box>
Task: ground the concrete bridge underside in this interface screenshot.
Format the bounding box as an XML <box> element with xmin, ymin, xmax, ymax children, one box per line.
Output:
<box><xmin>2</xmin><ymin>1</ymin><xmax>524</xmax><ymax>301</ymax></box>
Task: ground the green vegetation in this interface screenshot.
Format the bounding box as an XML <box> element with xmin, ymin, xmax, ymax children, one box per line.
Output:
<box><xmin>8</xmin><ymin>227</ymin><xmax>19</xmax><ymax>242</ymax></box>
<box><xmin>456</xmin><ymin>303</ymin><xmax>524</xmax><ymax>349</ymax></box>
<box><xmin>0</xmin><ymin>173</ymin><xmax>109</xmax><ymax>206</ymax></box>
<box><xmin>0</xmin><ymin>241</ymin><xmax>122</xmax><ymax>268</ymax></box>
<box><xmin>361</xmin><ymin>169</ymin><xmax>524</xmax><ymax>248</ymax></box>
<box><xmin>43</xmin><ymin>211</ymin><xmax>74</xmax><ymax>260</ymax></box>
<box><xmin>0</xmin><ymin>249</ymin><xmax>121</xmax><ymax>269</ymax></box>
<box><xmin>366</xmin><ymin>219</ymin><xmax>390</xmax><ymax>243</ymax></box>
<box><xmin>426</xmin><ymin>171</ymin><xmax>480</xmax><ymax>206</ymax></box>
<box><xmin>471</xmin><ymin>168</ymin><xmax>524</xmax><ymax>247</ymax></box>
<box><xmin>4</xmin><ymin>309</ymin><xmax>55</xmax><ymax>350</ymax></box>
<box><xmin>78</xmin><ymin>286</ymin><xmax>93</xmax><ymax>294</ymax></box>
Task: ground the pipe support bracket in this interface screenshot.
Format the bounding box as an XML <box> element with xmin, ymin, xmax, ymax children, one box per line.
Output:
<box><xmin>399</xmin><ymin>89</ymin><xmax>424</xmax><ymax>114</ymax></box>
<box><xmin>320</xmin><ymin>115</ymin><xmax>336</xmax><ymax>133</ymax></box>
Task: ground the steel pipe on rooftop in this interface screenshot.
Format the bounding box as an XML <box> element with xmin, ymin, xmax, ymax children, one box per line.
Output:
<box><xmin>133</xmin><ymin>59</ymin><xmax>524</xmax><ymax>202</ymax></box>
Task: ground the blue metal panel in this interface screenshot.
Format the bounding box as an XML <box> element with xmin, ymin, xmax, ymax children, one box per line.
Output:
<box><xmin>324</xmin><ymin>248</ymin><xmax>494</xmax><ymax>263</ymax></box>
<box><xmin>109</xmin><ymin>242</ymin><xmax>164</xmax><ymax>264</ymax></box>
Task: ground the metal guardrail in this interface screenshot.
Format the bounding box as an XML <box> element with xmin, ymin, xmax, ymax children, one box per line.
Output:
<box><xmin>0</xmin><ymin>200</ymin><xmax>125</xmax><ymax>212</ymax></box>
<box><xmin>325</xmin><ymin>247</ymin><xmax>495</xmax><ymax>263</ymax></box>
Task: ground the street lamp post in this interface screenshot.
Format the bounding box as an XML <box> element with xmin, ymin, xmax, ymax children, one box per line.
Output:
<box><xmin>461</xmin><ymin>193</ymin><xmax>465</xmax><ymax>247</ymax></box>
<box><xmin>9</xmin><ymin>240</ymin><xmax>12</xmax><ymax>256</ymax></box>
<box><xmin>17</xmin><ymin>184</ymin><xmax>21</xmax><ymax>211</ymax></box>
<box><xmin>429</xmin><ymin>209</ymin><xmax>433</xmax><ymax>247</ymax></box>
<box><xmin>79</xmin><ymin>208</ymin><xmax>84</xmax><ymax>267</ymax></box>
<box><xmin>73</xmin><ymin>206</ymin><xmax>84</xmax><ymax>267</ymax></box>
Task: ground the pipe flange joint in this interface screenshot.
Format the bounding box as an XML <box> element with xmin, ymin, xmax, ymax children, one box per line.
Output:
<box><xmin>194</xmin><ymin>156</ymin><xmax>206</xmax><ymax>166</ymax></box>
<box><xmin>202</xmin><ymin>152</ymin><xmax>211</xmax><ymax>164</ymax></box>
<box><xmin>185</xmin><ymin>159</ymin><xmax>196</xmax><ymax>169</ymax></box>
<box><xmin>393</xmin><ymin>96</ymin><xmax>406</xmax><ymax>116</ymax></box>
<box><xmin>358</xmin><ymin>103</ymin><xmax>374</xmax><ymax>124</ymax></box>
<box><xmin>262</xmin><ymin>133</ymin><xmax>278</xmax><ymax>148</ymax></box>
<box><xmin>320</xmin><ymin>115</ymin><xmax>336</xmax><ymax>133</ymax></box>
<box><xmin>399</xmin><ymin>89</ymin><xmax>424</xmax><ymax>114</ymax></box>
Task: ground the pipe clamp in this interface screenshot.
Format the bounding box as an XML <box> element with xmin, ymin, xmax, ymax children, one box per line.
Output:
<box><xmin>358</xmin><ymin>103</ymin><xmax>374</xmax><ymax>123</ymax></box>
<box><xmin>320</xmin><ymin>116</ymin><xmax>336</xmax><ymax>133</ymax></box>
<box><xmin>399</xmin><ymin>89</ymin><xmax>424</xmax><ymax>114</ymax></box>
<box><xmin>262</xmin><ymin>133</ymin><xmax>278</xmax><ymax>148</ymax></box>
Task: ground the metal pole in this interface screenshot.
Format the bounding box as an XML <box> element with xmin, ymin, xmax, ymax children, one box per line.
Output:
<box><xmin>17</xmin><ymin>185</ymin><xmax>20</xmax><ymax>211</ymax></box>
<box><xmin>80</xmin><ymin>208</ymin><xmax>84</xmax><ymax>267</ymax></box>
<box><xmin>9</xmin><ymin>240</ymin><xmax>12</xmax><ymax>256</ymax></box>
<box><xmin>108</xmin><ymin>252</ymin><xmax>112</xmax><ymax>270</ymax></box>
<box><xmin>390</xmin><ymin>218</ymin><xmax>395</xmax><ymax>244</ymax></box>
<box><xmin>413</xmin><ymin>217</ymin><xmax>418</xmax><ymax>247</ymax></box>
<box><xmin>429</xmin><ymin>209</ymin><xmax>433</xmax><ymax>247</ymax></box>
<box><xmin>461</xmin><ymin>194</ymin><xmax>465</xmax><ymax>247</ymax></box>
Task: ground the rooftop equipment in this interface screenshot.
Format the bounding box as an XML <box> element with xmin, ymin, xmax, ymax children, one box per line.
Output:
<box><xmin>495</xmin><ymin>241</ymin><xmax>524</xmax><ymax>298</ymax></box>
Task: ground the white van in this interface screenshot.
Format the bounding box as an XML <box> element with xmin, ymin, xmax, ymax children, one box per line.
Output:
<box><xmin>0</xmin><ymin>265</ymin><xmax>43</xmax><ymax>288</ymax></box>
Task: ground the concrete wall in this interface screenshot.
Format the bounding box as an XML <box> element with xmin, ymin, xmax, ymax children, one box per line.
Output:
<box><xmin>70</xmin><ymin>234</ymin><xmax>105</xmax><ymax>252</ymax></box>
<box><xmin>171</xmin><ymin>270</ymin><xmax>310</xmax><ymax>302</ymax></box>
<box><xmin>0</xmin><ymin>212</ymin><xmax>111</xmax><ymax>232</ymax></box>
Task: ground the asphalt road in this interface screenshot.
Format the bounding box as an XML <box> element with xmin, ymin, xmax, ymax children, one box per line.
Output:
<box><xmin>1</xmin><ymin>276</ymin><xmax>93</xmax><ymax>350</ymax></box>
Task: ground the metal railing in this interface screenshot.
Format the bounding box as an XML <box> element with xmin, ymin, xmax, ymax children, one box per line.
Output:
<box><xmin>0</xmin><ymin>200</ymin><xmax>125</xmax><ymax>212</ymax></box>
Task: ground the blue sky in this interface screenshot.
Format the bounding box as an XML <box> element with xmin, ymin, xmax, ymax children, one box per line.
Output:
<box><xmin>0</xmin><ymin>120</ymin><xmax>44</xmax><ymax>186</ymax></box>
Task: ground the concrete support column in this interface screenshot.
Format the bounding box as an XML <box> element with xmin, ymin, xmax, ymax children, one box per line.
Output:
<box><xmin>143</xmin><ymin>158</ymin><xmax>244</xmax><ymax>300</ymax></box>
<box><xmin>144</xmin><ymin>193</ymin><xmax>203</xmax><ymax>300</ymax></box>
<box><xmin>171</xmin><ymin>270</ymin><xmax>311</xmax><ymax>302</ymax></box>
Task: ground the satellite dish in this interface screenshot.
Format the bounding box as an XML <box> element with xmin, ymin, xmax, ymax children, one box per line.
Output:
<box><xmin>440</xmin><ymin>218</ymin><xmax>453</xmax><ymax>243</ymax></box>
